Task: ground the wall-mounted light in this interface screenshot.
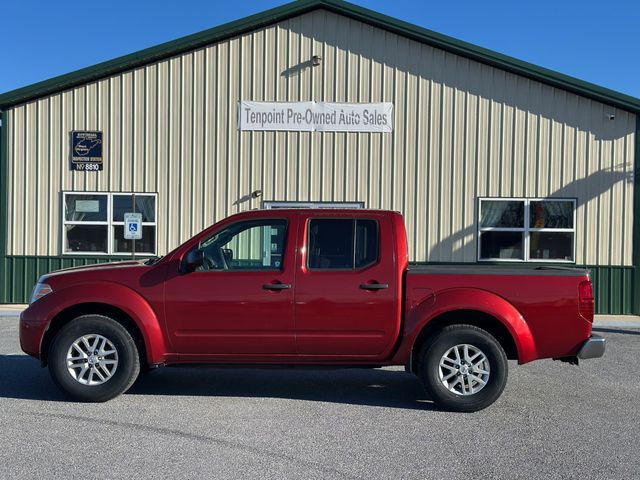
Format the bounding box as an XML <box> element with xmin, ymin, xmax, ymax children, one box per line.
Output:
<box><xmin>311</xmin><ymin>55</ymin><xmax>322</xmax><ymax>67</ymax></box>
<box><xmin>608</xmin><ymin>113</ymin><xmax>616</xmax><ymax>120</ymax></box>
<box><xmin>251</xmin><ymin>189</ymin><xmax>263</xmax><ymax>199</ymax></box>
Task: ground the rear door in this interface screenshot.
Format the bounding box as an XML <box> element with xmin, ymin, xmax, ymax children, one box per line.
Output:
<box><xmin>294</xmin><ymin>213</ymin><xmax>400</xmax><ymax>357</ymax></box>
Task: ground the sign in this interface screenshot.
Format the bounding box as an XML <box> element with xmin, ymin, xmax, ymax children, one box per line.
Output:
<box><xmin>75</xmin><ymin>200</ymin><xmax>100</xmax><ymax>213</ymax></box>
<box><xmin>238</xmin><ymin>101</ymin><xmax>393</xmax><ymax>132</ymax></box>
<box><xmin>124</xmin><ymin>213</ymin><xmax>142</xmax><ymax>240</ymax></box>
<box><xmin>71</xmin><ymin>131</ymin><xmax>103</xmax><ymax>171</ymax></box>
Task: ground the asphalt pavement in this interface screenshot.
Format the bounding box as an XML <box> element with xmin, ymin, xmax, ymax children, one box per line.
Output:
<box><xmin>0</xmin><ymin>315</ymin><xmax>638</xmax><ymax>479</ymax></box>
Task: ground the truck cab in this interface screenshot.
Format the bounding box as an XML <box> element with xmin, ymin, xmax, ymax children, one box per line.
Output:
<box><xmin>164</xmin><ymin>209</ymin><xmax>405</xmax><ymax>361</ymax></box>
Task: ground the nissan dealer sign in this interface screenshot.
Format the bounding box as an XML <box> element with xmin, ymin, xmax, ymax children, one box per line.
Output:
<box><xmin>239</xmin><ymin>101</ymin><xmax>393</xmax><ymax>132</ymax></box>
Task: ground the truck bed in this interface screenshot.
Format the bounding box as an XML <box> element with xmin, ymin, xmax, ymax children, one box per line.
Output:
<box><xmin>404</xmin><ymin>264</ymin><xmax>593</xmax><ymax>362</ymax></box>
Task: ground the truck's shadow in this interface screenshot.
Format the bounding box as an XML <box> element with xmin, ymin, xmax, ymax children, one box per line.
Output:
<box><xmin>592</xmin><ymin>327</ymin><xmax>640</xmax><ymax>336</ymax></box>
<box><xmin>0</xmin><ymin>355</ymin><xmax>434</xmax><ymax>410</ymax></box>
<box><xmin>130</xmin><ymin>366</ymin><xmax>434</xmax><ymax>410</ymax></box>
<box><xmin>0</xmin><ymin>355</ymin><xmax>66</xmax><ymax>402</ymax></box>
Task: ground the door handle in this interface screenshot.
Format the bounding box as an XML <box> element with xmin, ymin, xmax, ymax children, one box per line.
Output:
<box><xmin>360</xmin><ymin>283</ymin><xmax>389</xmax><ymax>291</ymax></box>
<box><xmin>262</xmin><ymin>283</ymin><xmax>292</xmax><ymax>290</ymax></box>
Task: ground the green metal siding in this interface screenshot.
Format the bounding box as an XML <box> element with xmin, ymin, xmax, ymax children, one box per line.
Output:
<box><xmin>0</xmin><ymin>256</ymin><xmax>129</xmax><ymax>303</ymax></box>
<box><xmin>588</xmin><ymin>266</ymin><xmax>635</xmax><ymax>315</ymax></box>
<box><xmin>0</xmin><ymin>255</ymin><xmax>635</xmax><ymax>314</ymax></box>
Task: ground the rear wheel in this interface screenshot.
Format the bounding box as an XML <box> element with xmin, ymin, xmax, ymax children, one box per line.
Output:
<box><xmin>48</xmin><ymin>315</ymin><xmax>140</xmax><ymax>402</ymax></box>
<box><xmin>418</xmin><ymin>324</ymin><xmax>508</xmax><ymax>412</ymax></box>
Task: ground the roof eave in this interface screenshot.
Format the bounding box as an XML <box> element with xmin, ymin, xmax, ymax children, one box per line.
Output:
<box><xmin>321</xmin><ymin>0</ymin><xmax>640</xmax><ymax>113</ymax></box>
<box><xmin>1</xmin><ymin>0</ymin><xmax>639</xmax><ymax>113</ymax></box>
<box><xmin>0</xmin><ymin>0</ymin><xmax>322</xmax><ymax>110</ymax></box>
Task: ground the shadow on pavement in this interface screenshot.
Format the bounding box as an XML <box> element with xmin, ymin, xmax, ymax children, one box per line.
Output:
<box><xmin>129</xmin><ymin>366</ymin><xmax>434</xmax><ymax>410</ymax></box>
<box><xmin>0</xmin><ymin>354</ymin><xmax>434</xmax><ymax>410</ymax></box>
<box><xmin>593</xmin><ymin>327</ymin><xmax>640</xmax><ymax>336</ymax></box>
<box><xmin>0</xmin><ymin>355</ymin><xmax>66</xmax><ymax>402</ymax></box>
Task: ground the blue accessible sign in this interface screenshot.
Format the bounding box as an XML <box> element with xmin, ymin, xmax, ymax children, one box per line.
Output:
<box><xmin>124</xmin><ymin>213</ymin><xmax>143</xmax><ymax>240</ymax></box>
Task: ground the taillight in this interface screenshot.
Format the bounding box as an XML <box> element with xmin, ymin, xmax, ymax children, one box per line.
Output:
<box><xmin>579</xmin><ymin>280</ymin><xmax>595</xmax><ymax>321</ymax></box>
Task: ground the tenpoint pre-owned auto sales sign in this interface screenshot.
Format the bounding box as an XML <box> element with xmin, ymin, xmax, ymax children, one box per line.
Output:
<box><xmin>238</xmin><ymin>101</ymin><xmax>393</xmax><ymax>132</ymax></box>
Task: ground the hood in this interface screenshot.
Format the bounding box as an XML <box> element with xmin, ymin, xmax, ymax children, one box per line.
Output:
<box><xmin>40</xmin><ymin>260</ymin><xmax>149</xmax><ymax>281</ymax></box>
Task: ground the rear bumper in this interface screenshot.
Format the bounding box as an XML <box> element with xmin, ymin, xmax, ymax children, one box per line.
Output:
<box><xmin>577</xmin><ymin>334</ymin><xmax>605</xmax><ymax>360</ymax></box>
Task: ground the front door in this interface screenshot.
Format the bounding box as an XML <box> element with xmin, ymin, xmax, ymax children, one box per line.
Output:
<box><xmin>163</xmin><ymin>217</ymin><xmax>296</xmax><ymax>357</ymax></box>
<box><xmin>294</xmin><ymin>214</ymin><xmax>399</xmax><ymax>358</ymax></box>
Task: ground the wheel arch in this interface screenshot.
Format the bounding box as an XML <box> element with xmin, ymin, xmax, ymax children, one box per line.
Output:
<box><xmin>401</xmin><ymin>287</ymin><xmax>538</xmax><ymax>372</ymax></box>
<box><xmin>409</xmin><ymin>309</ymin><xmax>518</xmax><ymax>375</ymax></box>
<box><xmin>41</xmin><ymin>303</ymin><xmax>149</xmax><ymax>368</ymax></box>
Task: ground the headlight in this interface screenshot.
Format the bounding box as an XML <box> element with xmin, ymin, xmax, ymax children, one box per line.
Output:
<box><xmin>30</xmin><ymin>283</ymin><xmax>53</xmax><ymax>304</ymax></box>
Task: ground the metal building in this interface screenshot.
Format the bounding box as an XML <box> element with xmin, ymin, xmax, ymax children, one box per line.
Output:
<box><xmin>1</xmin><ymin>0</ymin><xmax>639</xmax><ymax>312</ymax></box>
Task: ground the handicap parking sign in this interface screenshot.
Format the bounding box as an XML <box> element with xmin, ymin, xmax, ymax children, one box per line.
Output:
<box><xmin>124</xmin><ymin>213</ymin><xmax>143</xmax><ymax>240</ymax></box>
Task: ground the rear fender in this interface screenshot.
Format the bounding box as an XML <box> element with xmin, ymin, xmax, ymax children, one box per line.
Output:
<box><xmin>33</xmin><ymin>282</ymin><xmax>167</xmax><ymax>365</ymax></box>
<box><xmin>397</xmin><ymin>288</ymin><xmax>537</xmax><ymax>364</ymax></box>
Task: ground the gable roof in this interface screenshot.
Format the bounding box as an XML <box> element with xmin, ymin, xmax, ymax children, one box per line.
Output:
<box><xmin>1</xmin><ymin>0</ymin><xmax>639</xmax><ymax>113</ymax></box>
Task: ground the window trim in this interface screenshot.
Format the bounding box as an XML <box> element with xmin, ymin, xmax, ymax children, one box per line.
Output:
<box><xmin>477</xmin><ymin>197</ymin><xmax>577</xmax><ymax>263</ymax></box>
<box><xmin>194</xmin><ymin>218</ymin><xmax>289</xmax><ymax>272</ymax></box>
<box><xmin>306</xmin><ymin>218</ymin><xmax>380</xmax><ymax>271</ymax></box>
<box><xmin>62</xmin><ymin>191</ymin><xmax>158</xmax><ymax>256</ymax></box>
<box><xmin>263</xmin><ymin>201</ymin><xmax>364</xmax><ymax>209</ymax></box>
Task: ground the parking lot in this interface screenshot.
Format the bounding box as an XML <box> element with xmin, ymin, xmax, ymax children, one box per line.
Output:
<box><xmin>0</xmin><ymin>315</ymin><xmax>638</xmax><ymax>479</ymax></box>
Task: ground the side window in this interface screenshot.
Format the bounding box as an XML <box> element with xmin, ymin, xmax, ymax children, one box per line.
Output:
<box><xmin>198</xmin><ymin>219</ymin><xmax>287</xmax><ymax>271</ymax></box>
<box><xmin>355</xmin><ymin>219</ymin><xmax>378</xmax><ymax>268</ymax></box>
<box><xmin>307</xmin><ymin>219</ymin><xmax>379</xmax><ymax>270</ymax></box>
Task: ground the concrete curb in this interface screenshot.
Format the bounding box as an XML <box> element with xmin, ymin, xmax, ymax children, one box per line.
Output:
<box><xmin>593</xmin><ymin>321</ymin><xmax>640</xmax><ymax>329</ymax></box>
<box><xmin>593</xmin><ymin>315</ymin><xmax>640</xmax><ymax>329</ymax></box>
<box><xmin>0</xmin><ymin>305</ymin><xmax>27</xmax><ymax>317</ymax></box>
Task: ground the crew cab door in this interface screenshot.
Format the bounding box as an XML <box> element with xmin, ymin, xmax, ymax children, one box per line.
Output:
<box><xmin>163</xmin><ymin>217</ymin><xmax>296</xmax><ymax>357</ymax></box>
<box><xmin>294</xmin><ymin>214</ymin><xmax>400</xmax><ymax>357</ymax></box>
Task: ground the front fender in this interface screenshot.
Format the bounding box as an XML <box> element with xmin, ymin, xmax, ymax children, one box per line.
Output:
<box><xmin>395</xmin><ymin>288</ymin><xmax>537</xmax><ymax>364</ymax></box>
<box><xmin>24</xmin><ymin>282</ymin><xmax>168</xmax><ymax>365</ymax></box>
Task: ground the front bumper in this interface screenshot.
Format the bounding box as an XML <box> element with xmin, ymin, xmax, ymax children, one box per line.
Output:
<box><xmin>577</xmin><ymin>334</ymin><xmax>606</xmax><ymax>360</ymax></box>
<box><xmin>19</xmin><ymin>306</ymin><xmax>48</xmax><ymax>359</ymax></box>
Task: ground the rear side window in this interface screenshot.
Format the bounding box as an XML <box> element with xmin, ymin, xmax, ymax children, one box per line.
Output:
<box><xmin>307</xmin><ymin>219</ymin><xmax>379</xmax><ymax>270</ymax></box>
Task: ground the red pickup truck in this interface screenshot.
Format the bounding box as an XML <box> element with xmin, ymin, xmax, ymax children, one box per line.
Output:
<box><xmin>20</xmin><ymin>209</ymin><xmax>604</xmax><ymax>411</ymax></box>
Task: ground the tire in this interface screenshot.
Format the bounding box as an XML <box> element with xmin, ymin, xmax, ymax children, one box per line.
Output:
<box><xmin>417</xmin><ymin>324</ymin><xmax>508</xmax><ymax>412</ymax></box>
<box><xmin>48</xmin><ymin>315</ymin><xmax>141</xmax><ymax>402</ymax></box>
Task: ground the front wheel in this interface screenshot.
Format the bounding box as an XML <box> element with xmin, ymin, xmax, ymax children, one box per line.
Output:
<box><xmin>418</xmin><ymin>324</ymin><xmax>508</xmax><ymax>412</ymax></box>
<box><xmin>48</xmin><ymin>315</ymin><xmax>140</xmax><ymax>402</ymax></box>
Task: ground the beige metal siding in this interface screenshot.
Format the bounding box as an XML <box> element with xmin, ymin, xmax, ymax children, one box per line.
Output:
<box><xmin>6</xmin><ymin>9</ymin><xmax>637</xmax><ymax>265</ymax></box>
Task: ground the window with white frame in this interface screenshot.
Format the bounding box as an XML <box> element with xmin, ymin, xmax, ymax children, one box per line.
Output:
<box><xmin>63</xmin><ymin>192</ymin><xmax>157</xmax><ymax>255</ymax></box>
<box><xmin>478</xmin><ymin>198</ymin><xmax>575</xmax><ymax>262</ymax></box>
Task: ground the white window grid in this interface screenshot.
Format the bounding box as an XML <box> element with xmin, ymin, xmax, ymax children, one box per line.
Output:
<box><xmin>62</xmin><ymin>192</ymin><xmax>158</xmax><ymax>256</ymax></box>
<box><xmin>477</xmin><ymin>197</ymin><xmax>577</xmax><ymax>263</ymax></box>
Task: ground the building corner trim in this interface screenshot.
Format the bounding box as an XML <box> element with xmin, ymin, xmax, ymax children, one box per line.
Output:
<box><xmin>633</xmin><ymin>115</ymin><xmax>640</xmax><ymax>314</ymax></box>
<box><xmin>0</xmin><ymin>110</ymin><xmax>8</xmax><ymax>303</ymax></box>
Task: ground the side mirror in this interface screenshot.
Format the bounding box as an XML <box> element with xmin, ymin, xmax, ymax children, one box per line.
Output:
<box><xmin>182</xmin><ymin>249</ymin><xmax>204</xmax><ymax>273</ymax></box>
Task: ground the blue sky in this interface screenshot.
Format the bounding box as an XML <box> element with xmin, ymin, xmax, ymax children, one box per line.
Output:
<box><xmin>1</xmin><ymin>0</ymin><xmax>638</xmax><ymax>98</ymax></box>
